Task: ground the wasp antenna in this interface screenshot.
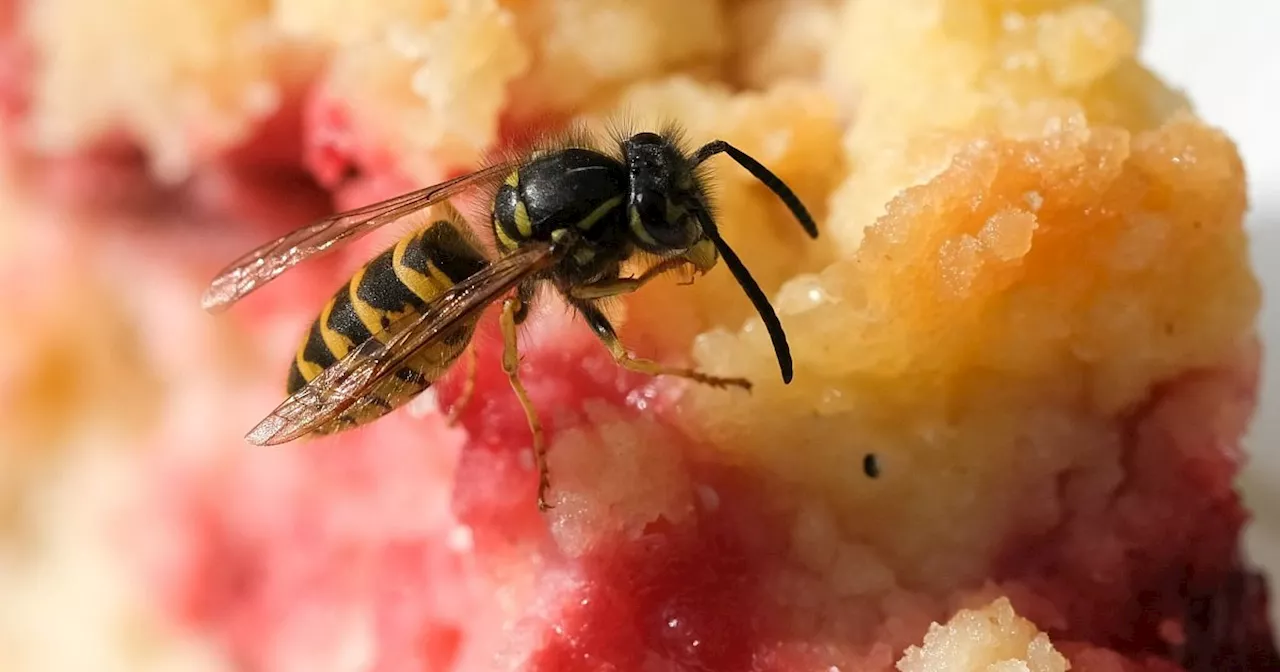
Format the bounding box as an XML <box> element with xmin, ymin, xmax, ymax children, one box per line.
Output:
<box><xmin>691</xmin><ymin>140</ymin><xmax>818</xmax><ymax>239</ymax></box>
<box><xmin>696</xmin><ymin>211</ymin><xmax>794</xmax><ymax>384</ymax></box>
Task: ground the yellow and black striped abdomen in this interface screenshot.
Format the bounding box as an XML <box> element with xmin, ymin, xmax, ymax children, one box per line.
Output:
<box><xmin>287</xmin><ymin>218</ymin><xmax>489</xmax><ymax>435</ymax></box>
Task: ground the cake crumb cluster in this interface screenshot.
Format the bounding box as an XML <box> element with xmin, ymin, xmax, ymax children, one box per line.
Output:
<box><xmin>898</xmin><ymin>599</ymin><xmax>1068</xmax><ymax>672</ymax></box>
<box><xmin>0</xmin><ymin>0</ymin><xmax>1272</xmax><ymax>671</ymax></box>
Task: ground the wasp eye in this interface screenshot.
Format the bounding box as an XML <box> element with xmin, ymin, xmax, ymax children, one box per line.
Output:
<box><xmin>633</xmin><ymin>189</ymin><xmax>695</xmax><ymax>249</ymax></box>
<box><xmin>635</xmin><ymin>190</ymin><xmax>667</xmax><ymax>225</ymax></box>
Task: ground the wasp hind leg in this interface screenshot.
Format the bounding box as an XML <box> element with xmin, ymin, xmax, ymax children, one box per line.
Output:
<box><xmin>568</xmin><ymin>296</ymin><xmax>752</xmax><ymax>391</ymax></box>
<box><xmin>500</xmin><ymin>297</ymin><xmax>552</xmax><ymax>511</ymax></box>
<box><xmin>444</xmin><ymin>345</ymin><xmax>479</xmax><ymax>426</ymax></box>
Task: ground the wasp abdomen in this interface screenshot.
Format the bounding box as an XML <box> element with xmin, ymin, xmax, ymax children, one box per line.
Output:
<box><xmin>287</xmin><ymin>219</ymin><xmax>488</xmax><ymax>434</ymax></box>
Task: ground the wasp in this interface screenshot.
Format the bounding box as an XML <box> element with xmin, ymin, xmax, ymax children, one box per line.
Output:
<box><xmin>202</xmin><ymin>127</ymin><xmax>818</xmax><ymax>510</ymax></box>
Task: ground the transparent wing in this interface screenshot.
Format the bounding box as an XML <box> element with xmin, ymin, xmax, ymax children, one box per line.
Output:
<box><xmin>244</xmin><ymin>241</ymin><xmax>556</xmax><ymax>446</ymax></box>
<box><xmin>202</xmin><ymin>161</ymin><xmax>518</xmax><ymax>313</ymax></box>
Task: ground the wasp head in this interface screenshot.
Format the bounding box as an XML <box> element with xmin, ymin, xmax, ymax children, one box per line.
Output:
<box><xmin>621</xmin><ymin>131</ymin><xmax>708</xmax><ymax>254</ymax></box>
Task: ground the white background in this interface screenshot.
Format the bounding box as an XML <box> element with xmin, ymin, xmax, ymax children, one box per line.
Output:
<box><xmin>1144</xmin><ymin>1</ymin><xmax>1280</xmax><ymax>627</ymax></box>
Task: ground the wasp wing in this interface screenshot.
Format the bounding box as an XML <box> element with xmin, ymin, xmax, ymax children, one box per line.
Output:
<box><xmin>244</xmin><ymin>240</ymin><xmax>556</xmax><ymax>446</ymax></box>
<box><xmin>202</xmin><ymin>160</ymin><xmax>518</xmax><ymax>313</ymax></box>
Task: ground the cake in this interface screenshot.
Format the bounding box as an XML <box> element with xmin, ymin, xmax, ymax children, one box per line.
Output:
<box><xmin>0</xmin><ymin>1</ymin><xmax>1275</xmax><ymax>671</ymax></box>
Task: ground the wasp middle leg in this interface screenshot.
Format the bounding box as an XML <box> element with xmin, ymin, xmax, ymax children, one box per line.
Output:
<box><xmin>500</xmin><ymin>296</ymin><xmax>551</xmax><ymax>511</ymax></box>
<box><xmin>567</xmin><ymin>295</ymin><xmax>752</xmax><ymax>391</ymax></box>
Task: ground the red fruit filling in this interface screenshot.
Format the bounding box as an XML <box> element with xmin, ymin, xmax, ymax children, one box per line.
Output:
<box><xmin>130</xmin><ymin>310</ymin><xmax>1277</xmax><ymax>672</ymax></box>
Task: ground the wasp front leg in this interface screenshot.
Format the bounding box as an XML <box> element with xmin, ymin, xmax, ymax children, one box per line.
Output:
<box><xmin>567</xmin><ymin>296</ymin><xmax>751</xmax><ymax>391</ymax></box>
<box><xmin>566</xmin><ymin>257</ymin><xmax>692</xmax><ymax>301</ymax></box>
<box><xmin>500</xmin><ymin>296</ymin><xmax>552</xmax><ymax>511</ymax></box>
<box><xmin>568</xmin><ymin>239</ymin><xmax>718</xmax><ymax>301</ymax></box>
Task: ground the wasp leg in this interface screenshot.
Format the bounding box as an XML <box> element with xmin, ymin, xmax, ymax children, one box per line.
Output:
<box><xmin>568</xmin><ymin>296</ymin><xmax>752</xmax><ymax>391</ymax></box>
<box><xmin>513</xmin><ymin>279</ymin><xmax>536</xmax><ymax>324</ymax></box>
<box><xmin>444</xmin><ymin>345</ymin><xmax>478</xmax><ymax>427</ymax></box>
<box><xmin>568</xmin><ymin>256</ymin><xmax>697</xmax><ymax>301</ymax></box>
<box><xmin>500</xmin><ymin>297</ymin><xmax>551</xmax><ymax>511</ymax></box>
